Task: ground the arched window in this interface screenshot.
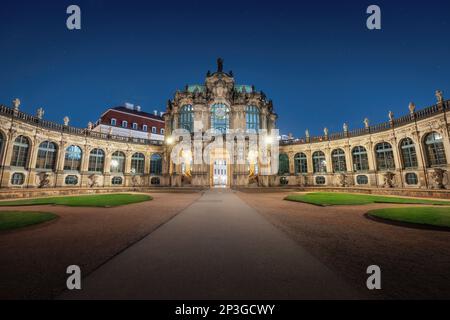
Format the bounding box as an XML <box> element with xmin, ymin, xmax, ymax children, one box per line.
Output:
<box><xmin>210</xmin><ymin>103</ymin><xmax>230</xmax><ymax>134</ymax></box>
<box><xmin>88</xmin><ymin>148</ymin><xmax>105</xmax><ymax>172</ymax></box>
<box><xmin>150</xmin><ymin>153</ymin><xmax>162</xmax><ymax>175</ymax></box>
<box><xmin>278</xmin><ymin>154</ymin><xmax>289</xmax><ymax>175</ymax></box>
<box><xmin>65</xmin><ymin>175</ymin><xmax>78</xmax><ymax>185</ymax></box>
<box><xmin>36</xmin><ymin>141</ymin><xmax>58</xmax><ymax>170</ymax></box>
<box><xmin>178</xmin><ymin>105</ymin><xmax>194</xmax><ymax>132</ymax></box>
<box><xmin>400</xmin><ymin>138</ymin><xmax>418</xmax><ymax>169</ymax></box>
<box><xmin>111</xmin><ymin>151</ymin><xmax>125</xmax><ymax>173</ymax></box>
<box><xmin>11</xmin><ymin>136</ymin><xmax>30</xmax><ymax>167</ymax></box>
<box><xmin>352</xmin><ymin>146</ymin><xmax>369</xmax><ymax>171</ymax></box>
<box><xmin>312</xmin><ymin>151</ymin><xmax>326</xmax><ymax>173</ymax></box>
<box><xmin>245</xmin><ymin>105</ymin><xmax>260</xmax><ymax>131</ymax></box>
<box><xmin>11</xmin><ymin>172</ymin><xmax>25</xmax><ymax>185</ymax></box>
<box><xmin>424</xmin><ymin>132</ymin><xmax>447</xmax><ymax>167</ymax></box>
<box><xmin>64</xmin><ymin>145</ymin><xmax>82</xmax><ymax>171</ymax></box>
<box><xmin>375</xmin><ymin>142</ymin><xmax>395</xmax><ymax>171</ymax></box>
<box><xmin>331</xmin><ymin>149</ymin><xmax>347</xmax><ymax>173</ymax></box>
<box><xmin>294</xmin><ymin>153</ymin><xmax>307</xmax><ymax>174</ymax></box>
<box><xmin>131</xmin><ymin>153</ymin><xmax>145</xmax><ymax>174</ymax></box>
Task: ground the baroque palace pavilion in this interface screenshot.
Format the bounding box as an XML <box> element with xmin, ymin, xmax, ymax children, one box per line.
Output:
<box><xmin>0</xmin><ymin>60</ymin><xmax>449</xmax><ymax>190</ymax></box>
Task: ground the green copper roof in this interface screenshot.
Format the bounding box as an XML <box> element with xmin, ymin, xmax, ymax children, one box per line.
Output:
<box><xmin>235</xmin><ymin>85</ymin><xmax>253</xmax><ymax>93</ymax></box>
<box><xmin>187</xmin><ymin>85</ymin><xmax>206</xmax><ymax>93</ymax></box>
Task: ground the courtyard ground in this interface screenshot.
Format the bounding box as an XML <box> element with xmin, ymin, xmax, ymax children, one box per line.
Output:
<box><xmin>1</xmin><ymin>190</ymin><xmax>449</xmax><ymax>299</ymax></box>
<box><xmin>0</xmin><ymin>192</ymin><xmax>201</xmax><ymax>299</ymax></box>
<box><xmin>237</xmin><ymin>192</ymin><xmax>450</xmax><ymax>299</ymax></box>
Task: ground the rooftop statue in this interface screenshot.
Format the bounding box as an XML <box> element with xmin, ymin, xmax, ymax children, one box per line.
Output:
<box><xmin>217</xmin><ymin>58</ymin><xmax>224</xmax><ymax>72</ymax></box>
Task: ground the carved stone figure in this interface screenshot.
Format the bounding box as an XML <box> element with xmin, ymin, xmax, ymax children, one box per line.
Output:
<box><xmin>364</xmin><ymin>118</ymin><xmax>370</xmax><ymax>129</ymax></box>
<box><xmin>408</xmin><ymin>102</ymin><xmax>416</xmax><ymax>114</ymax></box>
<box><xmin>338</xmin><ymin>173</ymin><xmax>347</xmax><ymax>187</ymax></box>
<box><xmin>383</xmin><ymin>171</ymin><xmax>395</xmax><ymax>188</ymax></box>
<box><xmin>63</xmin><ymin>116</ymin><xmax>70</xmax><ymax>126</ymax></box>
<box><xmin>131</xmin><ymin>175</ymin><xmax>142</xmax><ymax>187</ymax></box>
<box><xmin>88</xmin><ymin>174</ymin><xmax>99</xmax><ymax>188</ymax></box>
<box><xmin>388</xmin><ymin>111</ymin><xmax>394</xmax><ymax>121</ymax></box>
<box><xmin>12</xmin><ymin>98</ymin><xmax>21</xmax><ymax>111</ymax></box>
<box><xmin>435</xmin><ymin>90</ymin><xmax>443</xmax><ymax>104</ymax></box>
<box><xmin>87</xmin><ymin>122</ymin><xmax>93</xmax><ymax>130</ymax></box>
<box><xmin>305</xmin><ymin>129</ymin><xmax>310</xmax><ymax>138</ymax></box>
<box><xmin>324</xmin><ymin>127</ymin><xmax>329</xmax><ymax>137</ymax></box>
<box><xmin>36</xmin><ymin>108</ymin><xmax>44</xmax><ymax>119</ymax></box>
<box><xmin>431</xmin><ymin>168</ymin><xmax>447</xmax><ymax>189</ymax></box>
<box><xmin>37</xmin><ymin>172</ymin><xmax>51</xmax><ymax>188</ymax></box>
<box><xmin>343</xmin><ymin>123</ymin><xmax>348</xmax><ymax>132</ymax></box>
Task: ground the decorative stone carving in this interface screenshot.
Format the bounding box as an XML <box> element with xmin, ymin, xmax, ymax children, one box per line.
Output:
<box><xmin>217</xmin><ymin>58</ymin><xmax>224</xmax><ymax>72</ymax></box>
<box><xmin>88</xmin><ymin>174</ymin><xmax>99</xmax><ymax>188</ymax></box>
<box><xmin>36</xmin><ymin>108</ymin><xmax>44</xmax><ymax>119</ymax></box>
<box><xmin>388</xmin><ymin>111</ymin><xmax>394</xmax><ymax>121</ymax></box>
<box><xmin>364</xmin><ymin>118</ymin><xmax>370</xmax><ymax>129</ymax></box>
<box><xmin>324</xmin><ymin>127</ymin><xmax>329</xmax><ymax>137</ymax></box>
<box><xmin>305</xmin><ymin>129</ymin><xmax>310</xmax><ymax>138</ymax></box>
<box><xmin>63</xmin><ymin>116</ymin><xmax>70</xmax><ymax>126</ymax></box>
<box><xmin>37</xmin><ymin>172</ymin><xmax>51</xmax><ymax>188</ymax></box>
<box><xmin>431</xmin><ymin>168</ymin><xmax>447</xmax><ymax>189</ymax></box>
<box><xmin>343</xmin><ymin>123</ymin><xmax>348</xmax><ymax>132</ymax></box>
<box><xmin>131</xmin><ymin>175</ymin><xmax>142</xmax><ymax>187</ymax></box>
<box><xmin>87</xmin><ymin>122</ymin><xmax>93</xmax><ymax>130</ymax></box>
<box><xmin>435</xmin><ymin>90</ymin><xmax>443</xmax><ymax>104</ymax></box>
<box><xmin>338</xmin><ymin>173</ymin><xmax>347</xmax><ymax>187</ymax></box>
<box><xmin>12</xmin><ymin>98</ymin><xmax>21</xmax><ymax>112</ymax></box>
<box><xmin>383</xmin><ymin>171</ymin><xmax>395</xmax><ymax>188</ymax></box>
<box><xmin>408</xmin><ymin>102</ymin><xmax>416</xmax><ymax>114</ymax></box>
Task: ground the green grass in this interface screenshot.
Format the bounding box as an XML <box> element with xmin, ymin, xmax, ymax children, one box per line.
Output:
<box><xmin>0</xmin><ymin>211</ymin><xmax>58</xmax><ymax>231</ymax></box>
<box><xmin>284</xmin><ymin>192</ymin><xmax>450</xmax><ymax>206</ymax></box>
<box><xmin>0</xmin><ymin>193</ymin><xmax>152</xmax><ymax>208</ymax></box>
<box><xmin>368</xmin><ymin>207</ymin><xmax>450</xmax><ymax>228</ymax></box>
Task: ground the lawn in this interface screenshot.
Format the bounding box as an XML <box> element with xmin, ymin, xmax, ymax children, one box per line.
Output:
<box><xmin>368</xmin><ymin>207</ymin><xmax>450</xmax><ymax>228</ymax></box>
<box><xmin>0</xmin><ymin>211</ymin><xmax>58</xmax><ymax>231</ymax></box>
<box><xmin>284</xmin><ymin>192</ymin><xmax>450</xmax><ymax>206</ymax></box>
<box><xmin>0</xmin><ymin>193</ymin><xmax>152</xmax><ymax>208</ymax></box>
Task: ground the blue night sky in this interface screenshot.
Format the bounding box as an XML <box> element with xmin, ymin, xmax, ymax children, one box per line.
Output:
<box><xmin>0</xmin><ymin>0</ymin><xmax>449</xmax><ymax>137</ymax></box>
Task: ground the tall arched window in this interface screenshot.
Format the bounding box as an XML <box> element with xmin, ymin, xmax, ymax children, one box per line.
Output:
<box><xmin>313</xmin><ymin>151</ymin><xmax>326</xmax><ymax>173</ymax></box>
<box><xmin>36</xmin><ymin>141</ymin><xmax>58</xmax><ymax>170</ymax></box>
<box><xmin>278</xmin><ymin>154</ymin><xmax>289</xmax><ymax>175</ymax></box>
<box><xmin>424</xmin><ymin>132</ymin><xmax>447</xmax><ymax>166</ymax></box>
<box><xmin>245</xmin><ymin>105</ymin><xmax>260</xmax><ymax>131</ymax></box>
<box><xmin>210</xmin><ymin>103</ymin><xmax>230</xmax><ymax>134</ymax></box>
<box><xmin>332</xmin><ymin>149</ymin><xmax>347</xmax><ymax>173</ymax></box>
<box><xmin>88</xmin><ymin>148</ymin><xmax>105</xmax><ymax>172</ymax></box>
<box><xmin>11</xmin><ymin>136</ymin><xmax>30</xmax><ymax>168</ymax></box>
<box><xmin>294</xmin><ymin>153</ymin><xmax>307</xmax><ymax>174</ymax></box>
<box><xmin>375</xmin><ymin>142</ymin><xmax>395</xmax><ymax>171</ymax></box>
<box><xmin>150</xmin><ymin>153</ymin><xmax>162</xmax><ymax>175</ymax></box>
<box><xmin>352</xmin><ymin>146</ymin><xmax>369</xmax><ymax>171</ymax></box>
<box><xmin>64</xmin><ymin>145</ymin><xmax>82</xmax><ymax>171</ymax></box>
<box><xmin>178</xmin><ymin>104</ymin><xmax>194</xmax><ymax>132</ymax></box>
<box><xmin>111</xmin><ymin>151</ymin><xmax>125</xmax><ymax>173</ymax></box>
<box><xmin>131</xmin><ymin>153</ymin><xmax>145</xmax><ymax>174</ymax></box>
<box><xmin>400</xmin><ymin>138</ymin><xmax>418</xmax><ymax>169</ymax></box>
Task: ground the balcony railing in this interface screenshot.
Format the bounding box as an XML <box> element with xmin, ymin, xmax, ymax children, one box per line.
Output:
<box><xmin>0</xmin><ymin>105</ymin><xmax>163</xmax><ymax>146</ymax></box>
<box><xmin>279</xmin><ymin>99</ymin><xmax>449</xmax><ymax>146</ymax></box>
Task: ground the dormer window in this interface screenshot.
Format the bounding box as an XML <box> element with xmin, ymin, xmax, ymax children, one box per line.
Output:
<box><xmin>132</xmin><ymin>123</ymin><xmax>138</xmax><ymax>130</ymax></box>
<box><xmin>143</xmin><ymin>125</ymin><xmax>148</xmax><ymax>132</ymax></box>
<box><xmin>152</xmin><ymin>126</ymin><xmax>157</xmax><ymax>134</ymax></box>
<box><xmin>122</xmin><ymin>120</ymin><xmax>128</xmax><ymax>128</ymax></box>
<box><xmin>160</xmin><ymin>128</ymin><xmax>165</xmax><ymax>134</ymax></box>
<box><xmin>111</xmin><ymin>118</ymin><xmax>116</xmax><ymax>126</ymax></box>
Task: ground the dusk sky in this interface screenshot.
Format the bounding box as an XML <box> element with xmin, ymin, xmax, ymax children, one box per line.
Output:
<box><xmin>1</xmin><ymin>0</ymin><xmax>449</xmax><ymax>137</ymax></box>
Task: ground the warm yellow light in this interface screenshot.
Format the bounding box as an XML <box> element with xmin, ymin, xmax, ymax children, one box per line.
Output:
<box><xmin>166</xmin><ymin>136</ymin><xmax>174</xmax><ymax>145</ymax></box>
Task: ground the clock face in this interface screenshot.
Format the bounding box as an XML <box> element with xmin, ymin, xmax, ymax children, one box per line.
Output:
<box><xmin>215</xmin><ymin>105</ymin><xmax>227</xmax><ymax>118</ymax></box>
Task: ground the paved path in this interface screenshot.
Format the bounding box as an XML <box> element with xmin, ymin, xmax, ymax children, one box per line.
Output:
<box><xmin>62</xmin><ymin>189</ymin><xmax>361</xmax><ymax>299</ymax></box>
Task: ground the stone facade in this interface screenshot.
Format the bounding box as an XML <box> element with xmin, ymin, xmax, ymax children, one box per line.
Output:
<box><xmin>0</xmin><ymin>62</ymin><xmax>449</xmax><ymax>190</ymax></box>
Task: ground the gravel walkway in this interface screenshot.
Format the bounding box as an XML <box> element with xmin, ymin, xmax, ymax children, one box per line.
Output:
<box><xmin>237</xmin><ymin>192</ymin><xmax>450</xmax><ymax>299</ymax></box>
<box><xmin>0</xmin><ymin>192</ymin><xmax>201</xmax><ymax>299</ymax></box>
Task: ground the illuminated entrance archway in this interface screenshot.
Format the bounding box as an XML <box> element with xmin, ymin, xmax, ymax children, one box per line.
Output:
<box><xmin>213</xmin><ymin>159</ymin><xmax>227</xmax><ymax>187</ymax></box>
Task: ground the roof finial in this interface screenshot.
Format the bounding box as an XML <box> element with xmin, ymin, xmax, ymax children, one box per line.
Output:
<box><xmin>217</xmin><ymin>58</ymin><xmax>224</xmax><ymax>72</ymax></box>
